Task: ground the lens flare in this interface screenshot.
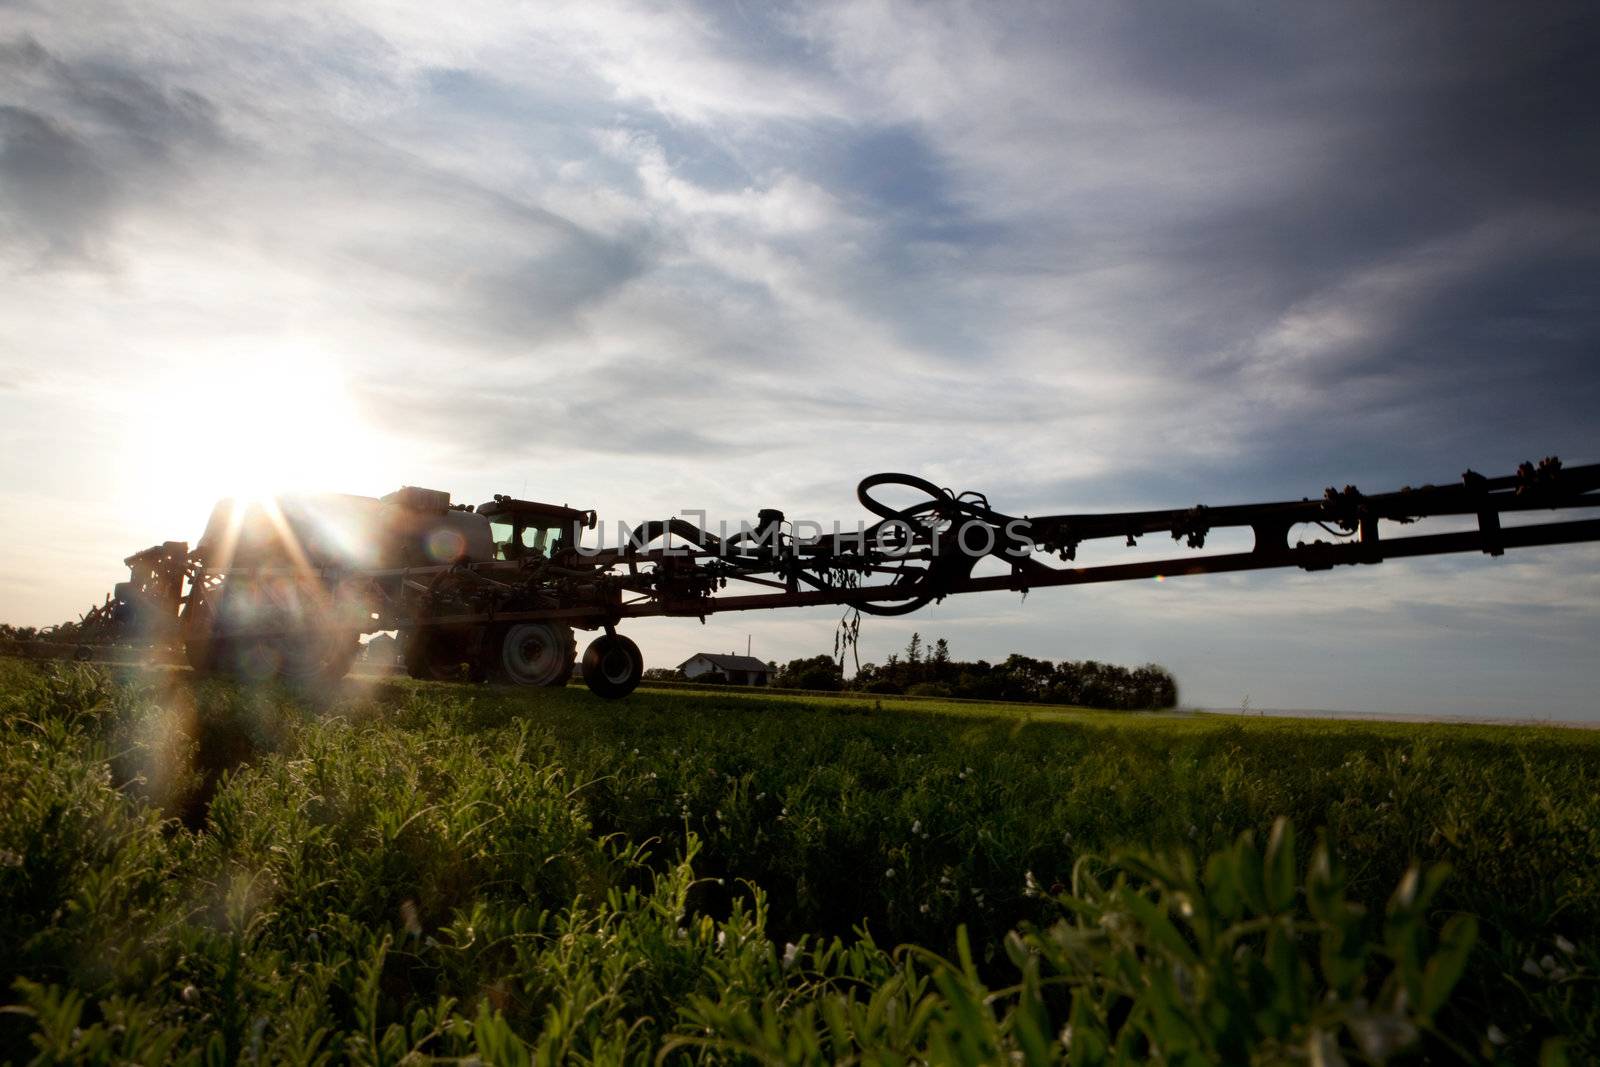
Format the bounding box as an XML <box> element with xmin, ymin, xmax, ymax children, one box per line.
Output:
<box><xmin>426</xmin><ymin>527</ymin><xmax>467</xmax><ymax>563</ymax></box>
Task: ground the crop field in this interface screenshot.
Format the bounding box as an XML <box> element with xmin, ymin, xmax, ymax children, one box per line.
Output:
<box><xmin>1</xmin><ymin>659</ymin><xmax>1596</xmax><ymax>1065</ymax></box>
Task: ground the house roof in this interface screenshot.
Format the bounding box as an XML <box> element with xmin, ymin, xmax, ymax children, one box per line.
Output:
<box><xmin>679</xmin><ymin>653</ymin><xmax>771</xmax><ymax>673</ymax></box>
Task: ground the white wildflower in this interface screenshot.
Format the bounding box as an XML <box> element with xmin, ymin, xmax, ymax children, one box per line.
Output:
<box><xmin>1522</xmin><ymin>957</ymin><xmax>1543</xmax><ymax>977</ymax></box>
<box><xmin>885</xmin><ymin>868</ymin><xmax>895</xmax><ymax>879</ymax></box>
<box><xmin>1309</xmin><ymin>1028</ymin><xmax>1347</xmax><ymax>1067</ymax></box>
<box><xmin>919</xmin><ymin>903</ymin><xmax>930</xmax><ymax>914</ymax></box>
<box><xmin>1486</xmin><ymin>1024</ymin><xmax>1507</xmax><ymax>1046</ymax></box>
<box><xmin>1348</xmin><ymin>1014</ymin><xmax>1417</xmax><ymax>1060</ymax></box>
<box><xmin>716</xmin><ymin>930</ymin><xmax>726</xmax><ymax>949</ymax></box>
<box><xmin>1172</xmin><ymin>962</ymin><xmax>1195</xmax><ymax>1005</ymax></box>
<box><xmin>782</xmin><ymin>942</ymin><xmax>800</xmax><ymax>970</ymax></box>
<box><xmin>1539</xmin><ymin>954</ymin><xmax>1568</xmax><ymax>980</ymax></box>
<box><xmin>911</xmin><ymin>819</ymin><xmax>922</xmax><ymax>835</ymax></box>
<box><xmin>1556</xmin><ymin>934</ymin><xmax>1577</xmax><ymax>955</ymax></box>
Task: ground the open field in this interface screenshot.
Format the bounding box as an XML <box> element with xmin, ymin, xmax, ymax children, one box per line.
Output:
<box><xmin>2</xmin><ymin>658</ymin><xmax>1596</xmax><ymax>1064</ymax></box>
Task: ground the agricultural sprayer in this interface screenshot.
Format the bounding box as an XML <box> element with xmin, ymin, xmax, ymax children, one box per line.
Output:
<box><xmin>78</xmin><ymin>457</ymin><xmax>1600</xmax><ymax>698</ymax></box>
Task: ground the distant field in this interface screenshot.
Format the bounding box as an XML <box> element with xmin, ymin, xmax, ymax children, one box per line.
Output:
<box><xmin>2</xmin><ymin>658</ymin><xmax>1595</xmax><ymax>1063</ymax></box>
<box><xmin>641</xmin><ymin>676</ymin><xmax>1598</xmax><ymax>733</ymax></box>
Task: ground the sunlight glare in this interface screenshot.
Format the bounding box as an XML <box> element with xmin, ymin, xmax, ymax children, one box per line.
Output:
<box><xmin>126</xmin><ymin>345</ymin><xmax>396</xmax><ymax>535</ymax></box>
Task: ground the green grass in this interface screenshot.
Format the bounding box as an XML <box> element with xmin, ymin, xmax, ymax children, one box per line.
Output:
<box><xmin>1</xmin><ymin>658</ymin><xmax>1595</xmax><ymax>1064</ymax></box>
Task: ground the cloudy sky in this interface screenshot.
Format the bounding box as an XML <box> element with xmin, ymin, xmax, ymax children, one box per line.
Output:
<box><xmin>3</xmin><ymin>2</ymin><xmax>1597</xmax><ymax>716</ymax></box>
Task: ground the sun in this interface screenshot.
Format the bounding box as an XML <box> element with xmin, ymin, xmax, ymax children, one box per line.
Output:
<box><xmin>124</xmin><ymin>344</ymin><xmax>397</xmax><ymax>535</ymax></box>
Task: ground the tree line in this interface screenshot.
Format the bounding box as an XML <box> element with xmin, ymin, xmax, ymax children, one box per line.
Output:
<box><xmin>0</xmin><ymin>622</ymin><xmax>87</xmax><ymax>647</ymax></box>
<box><xmin>754</xmin><ymin>633</ymin><xmax>1178</xmax><ymax>710</ymax></box>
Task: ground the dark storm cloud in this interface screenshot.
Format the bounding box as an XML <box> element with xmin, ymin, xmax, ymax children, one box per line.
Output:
<box><xmin>1125</xmin><ymin>4</ymin><xmax>1598</xmax><ymax>337</ymax></box>
<box><xmin>951</xmin><ymin>2</ymin><xmax>1600</xmax><ymax>502</ymax></box>
<box><xmin>813</xmin><ymin>125</ymin><xmax>978</xmax><ymax>242</ymax></box>
<box><xmin>1142</xmin><ymin>28</ymin><xmax>1598</xmax><ymax>348</ymax></box>
<box><xmin>353</xmin><ymin>363</ymin><xmax>737</xmax><ymax>462</ymax></box>
<box><xmin>430</xmin><ymin>223</ymin><xmax>655</xmax><ymax>349</ymax></box>
<box><xmin>330</xmin><ymin>167</ymin><xmax>659</xmax><ymax>352</ymax></box>
<box><xmin>353</xmin><ymin>351</ymin><xmax>1085</xmax><ymax>468</ymax></box>
<box><xmin>0</xmin><ymin>35</ymin><xmax>224</xmax><ymax>265</ymax></box>
<box><xmin>585</xmin><ymin>0</ymin><xmax>1594</xmax><ymax>522</ymax></box>
<box><xmin>805</xmin><ymin>122</ymin><xmax>1006</xmax><ymax>359</ymax></box>
<box><xmin>0</xmin><ymin>105</ymin><xmax>112</xmax><ymax>260</ymax></box>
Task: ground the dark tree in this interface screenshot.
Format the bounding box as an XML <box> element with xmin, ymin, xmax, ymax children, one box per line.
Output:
<box><xmin>774</xmin><ymin>654</ymin><xmax>844</xmax><ymax>691</ymax></box>
<box><xmin>837</xmin><ymin>634</ymin><xmax>1179</xmax><ymax>710</ymax></box>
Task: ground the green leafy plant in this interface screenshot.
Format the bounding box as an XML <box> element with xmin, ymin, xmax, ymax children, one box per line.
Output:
<box><xmin>1</xmin><ymin>659</ymin><xmax>1595</xmax><ymax>1063</ymax></box>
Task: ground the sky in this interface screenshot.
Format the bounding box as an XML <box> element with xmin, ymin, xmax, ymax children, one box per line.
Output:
<box><xmin>2</xmin><ymin>1</ymin><xmax>1597</xmax><ymax>717</ymax></box>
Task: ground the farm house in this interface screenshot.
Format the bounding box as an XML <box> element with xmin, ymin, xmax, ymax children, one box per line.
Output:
<box><xmin>679</xmin><ymin>653</ymin><xmax>772</xmax><ymax>686</ymax></box>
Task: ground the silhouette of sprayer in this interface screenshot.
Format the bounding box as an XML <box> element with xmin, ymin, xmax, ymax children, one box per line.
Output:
<box><xmin>77</xmin><ymin>457</ymin><xmax>1600</xmax><ymax>699</ymax></box>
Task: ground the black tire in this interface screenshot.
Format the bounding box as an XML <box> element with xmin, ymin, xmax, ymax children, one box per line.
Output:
<box><xmin>181</xmin><ymin>592</ymin><xmax>225</xmax><ymax>674</ymax></box>
<box><xmin>582</xmin><ymin>634</ymin><xmax>643</xmax><ymax>699</ymax></box>
<box><xmin>404</xmin><ymin>631</ymin><xmax>469</xmax><ymax>681</ymax></box>
<box><xmin>185</xmin><ymin>637</ymin><xmax>232</xmax><ymax>675</ymax></box>
<box><xmin>280</xmin><ymin>630</ymin><xmax>360</xmax><ymax>687</ymax></box>
<box><xmin>183</xmin><ymin>582</ymin><xmax>267</xmax><ymax>679</ymax></box>
<box><xmin>488</xmin><ymin>622</ymin><xmax>576</xmax><ymax>687</ymax></box>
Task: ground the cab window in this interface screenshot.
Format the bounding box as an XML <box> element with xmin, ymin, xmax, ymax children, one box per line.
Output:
<box><xmin>521</xmin><ymin>525</ymin><xmax>564</xmax><ymax>555</ymax></box>
<box><xmin>490</xmin><ymin>522</ymin><xmax>515</xmax><ymax>560</ymax></box>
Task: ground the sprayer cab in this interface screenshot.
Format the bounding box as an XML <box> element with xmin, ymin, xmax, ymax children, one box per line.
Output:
<box><xmin>476</xmin><ymin>494</ymin><xmax>597</xmax><ymax>562</ymax></box>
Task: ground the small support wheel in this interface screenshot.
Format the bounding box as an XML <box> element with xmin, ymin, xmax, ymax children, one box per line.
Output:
<box><xmin>582</xmin><ymin>633</ymin><xmax>643</xmax><ymax>699</ymax></box>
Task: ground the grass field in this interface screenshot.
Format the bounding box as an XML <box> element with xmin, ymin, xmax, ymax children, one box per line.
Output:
<box><xmin>2</xmin><ymin>658</ymin><xmax>1595</xmax><ymax>1064</ymax></box>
